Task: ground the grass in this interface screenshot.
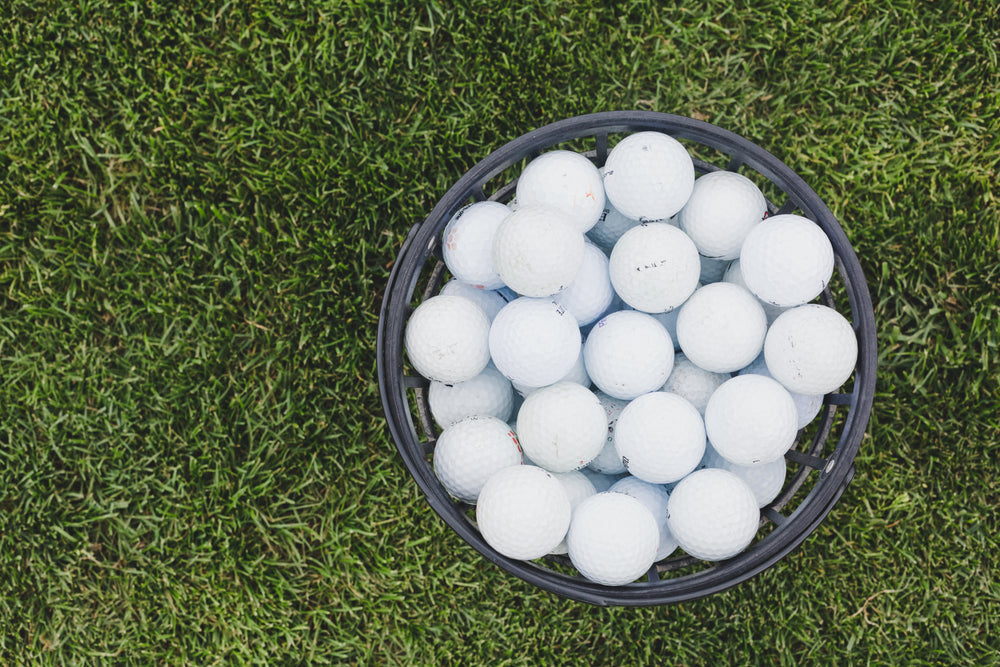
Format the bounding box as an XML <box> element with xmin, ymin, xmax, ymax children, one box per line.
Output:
<box><xmin>1</xmin><ymin>0</ymin><xmax>999</xmax><ymax>663</ymax></box>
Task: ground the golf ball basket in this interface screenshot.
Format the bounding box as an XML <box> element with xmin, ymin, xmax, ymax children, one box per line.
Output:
<box><xmin>377</xmin><ymin>111</ymin><xmax>877</xmax><ymax>606</ymax></box>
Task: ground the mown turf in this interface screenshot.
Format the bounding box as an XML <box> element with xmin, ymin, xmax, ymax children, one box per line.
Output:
<box><xmin>1</xmin><ymin>0</ymin><xmax>999</xmax><ymax>664</ymax></box>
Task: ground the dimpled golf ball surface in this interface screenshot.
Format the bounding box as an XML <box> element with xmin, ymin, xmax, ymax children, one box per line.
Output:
<box><xmin>739</xmin><ymin>214</ymin><xmax>834</xmax><ymax>308</ymax></box>
<box><xmin>678</xmin><ymin>170</ymin><xmax>768</xmax><ymax>260</ymax></box>
<box><xmin>700</xmin><ymin>444</ymin><xmax>786</xmax><ymax>509</ymax></box>
<box><xmin>492</xmin><ymin>205</ymin><xmax>585</xmax><ymax>297</ymax></box>
<box><xmin>666</xmin><ymin>468</ymin><xmax>759</xmax><ymax>561</ymax></box>
<box><xmin>516</xmin><ymin>382</ymin><xmax>607</xmax><ymax>473</ymax></box>
<box><xmin>579</xmin><ymin>468</ymin><xmax>626</xmax><ymax>493</ymax></box>
<box><xmin>428</xmin><ymin>365</ymin><xmax>514</xmax><ymax>428</ymax></box>
<box><xmin>705</xmin><ymin>375</ymin><xmax>798</xmax><ymax>466</ymax></box>
<box><xmin>661</xmin><ymin>353</ymin><xmax>731</xmax><ymax>416</ymax></box>
<box><xmin>587</xmin><ymin>201</ymin><xmax>640</xmax><ymax>252</ymax></box>
<box><xmin>737</xmin><ymin>353</ymin><xmax>823</xmax><ymax>430</ymax></box>
<box><xmin>438</xmin><ymin>279</ymin><xmax>512</xmax><ymax>322</ymax></box>
<box><xmin>615</xmin><ymin>392</ymin><xmax>706</xmax><ymax>484</ymax></box>
<box><xmin>442</xmin><ymin>201</ymin><xmax>511</xmax><ymax>290</ymax></box>
<box><xmin>602</xmin><ymin>132</ymin><xmax>695</xmax><ymax>221</ymax></box>
<box><xmin>489</xmin><ymin>297</ymin><xmax>581</xmax><ymax>387</ymax></box>
<box><xmin>721</xmin><ymin>259</ymin><xmax>787</xmax><ymax>324</ymax></box>
<box><xmin>552</xmin><ymin>241</ymin><xmax>615</xmax><ymax>326</ymax></box>
<box><xmin>476</xmin><ymin>465</ymin><xmax>572</xmax><ymax>560</ymax></box>
<box><xmin>512</xmin><ymin>343</ymin><xmax>589</xmax><ymax>397</ymax></box>
<box><xmin>587</xmin><ymin>391</ymin><xmax>628</xmax><ymax>475</ymax></box>
<box><xmin>515</xmin><ymin>150</ymin><xmax>606</xmax><ymax>232</ymax></box>
<box><xmin>609</xmin><ymin>477</ymin><xmax>679</xmax><ymax>560</ymax></box>
<box><xmin>405</xmin><ymin>295</ymin><xmax>491</xmax><ymax>383</ymax></box>
<box><xmin>676</xmin><ymin>283</ymin><xmax>767</xmax><ymax>373</ymax></box>
<box><xmin>584</xmin><ymin>311</ymin><xmax>675</xmax><ymax>400</ymax></box>
<box><xmin>548</xmin><ymin>471</ymin><xmax>598</xmax><ymax>555</ymax></box>
<box><xmin>567</xmin><ymin>492</ymin><xmax>659</xmax><ymax>585</ymax></box>
<box><xmin>433</xmin><ymin>416</ymin><xmax>523</xmax><ymax>503</ymax></box>
<box><xmin>609</xmin><ymin>222</ymin><xmax>700</xmax><ymax>313</ymax></box>
<box><xmin>764</xmin><ymin>304</ymin><xmax>859</xmax><ymax>395</ymax></box>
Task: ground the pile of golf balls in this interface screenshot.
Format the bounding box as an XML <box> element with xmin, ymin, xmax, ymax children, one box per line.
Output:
<box><xmin>404</xmin><ymin>131</ymin><xmax>859</xmax><ymax>586</ymax></box>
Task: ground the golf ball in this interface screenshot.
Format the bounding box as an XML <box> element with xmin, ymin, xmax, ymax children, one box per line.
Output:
<box><xmin>515</xmin><ymin>150</ymin><xmax>606</xmax><ymax>232</ymax></box>
<box><xmin>515</xmin><ymin>382</ymin><xmax>607</xmax><ymax>473</ymax></box>
<box><xmin>476</xmin><ymin>465</ymin><xmax>572</xmax><ymax>560</ymax></box>
<box><xmin>739</xmin><ymin>214</ymin><xmax>834</xmax><ymax>308</ymax></box>
<box><xmin>678</xmin><ymin>170</ymin><xmax>768</xmax><ymax>260</ymax></box>
<box><xmin>405</xmin><ymin>294</ymin><xmax>491</xmax><ymax>383</ymax></box>
<box><xmin>442</xmin><ymin>201</ymin><xmax>511</xmax><ymax>290</ymax></box>
<box><xmin>602</xmin><ymin>132</ymin><xmax>695</xmax><ymax>221</ymax></box>
<box><xmin>614</xmin><ymin>391</ymin><xmax>706</xmax><ymax>484</ymax></box>
<box><xmin>764</xmin><ymin>304</ymin><xmax>858</xmax><ymax>395</ymax></box>
<box><xmin>675</xmin><ymin>283</ymin><xmax>767</xmax><ymax>373</ymax></box>
<box><xmin>489</xmin><ymin>297</ymin><xmax>581</xmax><ymax>387</ymax></box>
<box><xmin>660</xmin><ymin>353</ymin><xmax>731</xmax><ymax>416</ymax></box>
<box><xmin>429</xmin><ymin>364</ymin><xmax>515</xmax><ymax>428</ymax></box>
<box><xmin>584</xmin><ymin>310</ymin><xmax>675</xmax><ymax>400</ymax></box>
<box><xmin>666</xmin><ymin>468</ymin><xmax>760</xmax><ymax>561</ymax></box>
<box><xmin>704</xmin><ymin>375</ymin><xmax>798</xmax><ymax>466</ymax></box>
<box><xmin>492</xmin><ymin>205</ymin><xmax>585</xmax><ymax>297</ymax></box>
<box><xmin>433</xmin><ymin>415</ymin><xmax>523</xmax><ymax>503</ymax></box>
<box><xmin>609</xmin><ymin>222</ymin><xmax>701</xmax><ymax>313</ymax></box>
<box><xmin>567</xmin><ymin>492</ymin><xmax>660</xmax><ymax>585</ymax></box>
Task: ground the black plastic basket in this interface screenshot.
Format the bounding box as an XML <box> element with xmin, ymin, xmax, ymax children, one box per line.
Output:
<box><xmin>377</xmin><ymin>111</ymin><xmax>877</xmax><ymax>606</ymax></box>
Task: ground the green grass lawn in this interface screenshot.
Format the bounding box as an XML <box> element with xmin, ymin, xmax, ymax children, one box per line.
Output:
<box><xmin>2</xmin><ymin>0</ymin><xmax>999</xmax><ymax>663</ymax></box>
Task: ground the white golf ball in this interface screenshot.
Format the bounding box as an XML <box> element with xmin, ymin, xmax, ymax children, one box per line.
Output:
<box><xmin>602</xmin><ymin>132</ymin><xmax>695</xmax><ymax>221</ymax></box>
<box><xmin>666</xmin><ymin>468</ymin><xmax>760</xmax><ymax>561</ymax></box>
<box><xmin>476</xmin><ymin>465</ymin><xmax>572</xmax><ymax>560</ymax></box>
<box><xmin>433</xmin><ymin>416</ymin><xmax>523</xmax><ymax>503</ymax></box>
<box><xmin>552</xmin><ymin>241</ymin><xmax>615</xmax><ymax>326</ymax></box>
<box><xmin>489</xmin><ymin>297</ymin><xmax>581</xmax><ymax>387</ymax></box>
<box><xmin>579</xmin><ymin>468</ymin><xmax>627</xmax><ymax>493</ymax></box>
<box><xmin>609</xmin><ymin>476</ymin><xmax>679</xmax><ymax>560</ymax></box>
<box><xmin>609</xmin><ymin>222</ymin><xmax>701</xmax><ymax>313</ymax></box>
<box><xmin>675</xmin><ymin>283</ymin><xmax>767</xmax><ymax>373</ymax></box>
<box><xmin>587</xmin><ymin>390</ymin><xmax>628</xmax><ymax>475</ymax></box>
<box><xmin>441</xmin><ymin>201</ymin><xmax>511</xmax><ymax>290</ymax></box>
<box><xmin>639</xmin><ymin>306</ymin><xmax>682</xmax><ymax>351</ymax></box>
<box><xmin>661</xmin><ymin>353</ymin><xmax>731</xmax><ymax>416</ymax></box>
<box><xmin>587</xmin><ymin>201</ymin><xmax>640</xmax><ymax>252</ymax></box>
<box><xmin>567</xmin><ymin>492</ymin><xmax>660</xmax><ymax>585</ymax></box>
<box><xmin>515</xmin><ymin>382</ymin><xmax>607</xmax><ymax>473</ymax></box>
<box><xmin>705</xmin><ymin>375</ymin><xmax>798</xmax><ymax>466</ymax></box>
<box><xmin>722</xmin><ymin>259</ymin><xmax>788</xmax><ymax>324</ymax></box>
<box><xmin>491</xmin><ymin>205</ymin><xmax>585</xmax><ymax>297</ymax></box>
<box><xmin>512</xmin><ymin>341</ymin><xmax>590</xmax><ymax>397</ymax></box>
<box><xmin>515</xmin><ymin>150</ymin><xmax>606</xmax><ymax>232</ymax></box>
<box><xmin>739</xmin><ymin>214</ymin><xmax>834</xmax><ymax>308</ymax></box>
<box><xmin>700</xmin><ymin>443</ymin><xmax>786</xmax><ymax>509</ymax></box>
<box><xmin>405</xmin><ymin>295</ymin><xmax>491</xmax><ymax>383</ymax></box>
<box><xmin>584</xmin><ymin>310</ymin><xmax>675</xmax><ymax>400</ymax></box>
<box><xmin>429</xmin><ymin>365</ymin><xmax>515</xmax><ymax>428</ymax></box>
<box><xmin>548</xmin><ymin>470</ymin><xmax>598</xmax><ymax>555</ymax></box>
<box><xmin>737</xmin><ymin>353</ymin><xmax>824</xmax><ymax>430</ymax></box>
<box><xmin>615</xmin><ymin>392</ymin><xmax>706</xmax><ymax>484</ymax></box>
<box><xmin>678</xmin><ymin>171</ymin><xmax>768</xmax><ymax>260</ymax></box>
<box><xmin>438</xmin><ymin>278</ymin><xmax>514</xmax><ymax>322</ymax></box>
<box><xmin>764</xmin><ymin>304</ymin><xmax>858</xmax><ymax>395</ymax></box>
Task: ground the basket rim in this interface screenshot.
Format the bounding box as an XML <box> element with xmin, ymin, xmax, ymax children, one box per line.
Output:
<box><xmin>377</xmin><ymin>111</ymin><xmax>877</xmax><ymax>606</ymax></box>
